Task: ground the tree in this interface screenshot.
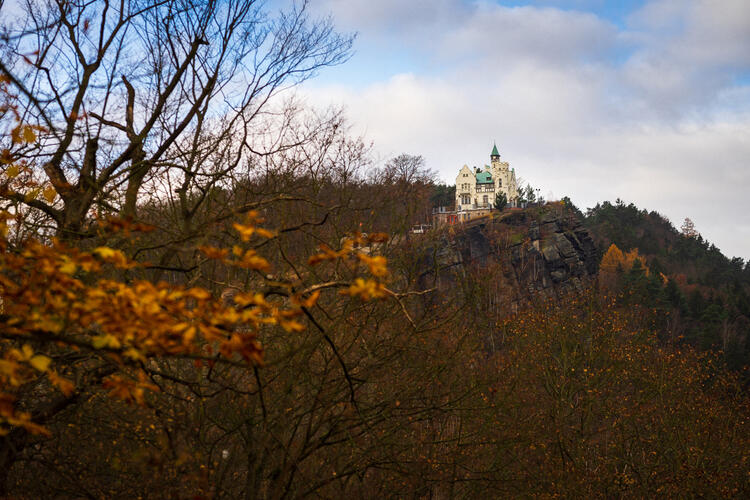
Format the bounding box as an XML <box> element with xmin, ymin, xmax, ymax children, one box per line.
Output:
<box><xmin>0</xmin><ymin>1</ymin><xmax>399</xmax><ymax>494</ymax></box>
<box><xmin>0</xmin><ymin>0</ymin><xmax>353</xmax><ymax>239</ymax></box>
<box><xmin>681</xmin><ymin>217</ymin><xmax>698</xmax><ymax>238</ymax></box>
<box><xmin>374</xmin><ymin>154</ymin><xmax>436</xmax><ymax>232</ymax></box>
<box><xmin>1</xmin><ymin>79</ymin><xmax>482</xmax><ymax>495</ymax></box>
<box><xmin>0</xmin><ymin>211</ymin><xmax>401</xmax><ymax>496</ymax></box>
<box><xmin>430</xmin><ymin>183</ymin><xmax>455</xmax><ymax>208</ymax></box>
<box><xmin>560</xmin><ymin>196</ymin><xmax>583</xmax><ymax>219</ymax></box>
<box><xmin>599</xmin><ymin>243</ymin><xmax>625</xmax><ymax>291</ymax></box>
<box><xmin>524</xmin><ymin>184</ymin><xmax>536</xmax><ymax>205</ymax></box>
<box><xmin>494</xmin><ymin>191</ymin><xmax>507</xmax><ymax>211</ymax></box>
<box><xmin>516</xmin><ymin>186</ymin><xmax>526</xmax><ymax>206</ymax></box>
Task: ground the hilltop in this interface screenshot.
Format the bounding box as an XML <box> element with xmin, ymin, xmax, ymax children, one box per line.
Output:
<box><xmin>426</xmin><ymin>196</ymin><xmax>750</xmax><ymax>372</ymax></box>
<box><xmin>575</xmin><ymin>199</ymin><xmax>750</xmax><ymax>369</ymax></box>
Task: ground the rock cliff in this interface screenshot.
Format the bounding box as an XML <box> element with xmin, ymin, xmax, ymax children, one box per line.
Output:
<box><xmin>417</xmin><ymin>208</ymin><xmax>598</xmax><ymax>307</ymax></box>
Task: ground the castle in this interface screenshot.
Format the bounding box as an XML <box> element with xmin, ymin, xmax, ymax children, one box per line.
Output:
<box><xmin>453</xmin><ymin>144</ymin><xmax>518</xmax><ymax>220</ymax></box>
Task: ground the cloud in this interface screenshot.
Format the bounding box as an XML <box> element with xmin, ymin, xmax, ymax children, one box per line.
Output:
<box><xmin>300</xmin><ymin>0</ymin><xmax>750</xmax><ymax>258</ymax></box>
<box><xmin>439</xmin><ymin>3</ymin><xmax>617</xmax><ymax>66</ymax></box>
<box><xmin>314</xmin><ymin>0</ymin><xmax>618</xmax><ymax>68</ymax></box>
<box><xmin>620</xmin><ymin>0</ymin><xmax>750</xmax><ymax>114</ymax></box>
<box><xmin>629</xmin><ymin>0</ymin><xmax>750</xmax><ymax>66</ymax></box>
<box><xmin>310</xmin><ymin>0</ymin><xmax>465</xmax><ymax>40</ymax></box>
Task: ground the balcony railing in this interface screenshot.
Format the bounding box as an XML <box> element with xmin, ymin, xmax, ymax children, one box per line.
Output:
<box><xmin>432</xmin><ymin>206</ymin><xmax>454</xmax><ymax>214</ymax></box>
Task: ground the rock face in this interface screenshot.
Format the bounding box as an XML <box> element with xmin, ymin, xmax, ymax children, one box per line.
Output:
<box><xmin>417</xmin><ymin>209</ymin><xmax>598</xmax><ymax>307</ymax></box>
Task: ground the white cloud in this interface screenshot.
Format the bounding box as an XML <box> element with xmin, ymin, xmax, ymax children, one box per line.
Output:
<box><xmin>310</xmin><ymin>0</ymin><xmax>465</xmax><ymax>39</ymax></box>
<box><xmin>620</xmin><ymin>0</ymin><xmax>750</xmax><ymax>114</ymax></box>
<box><xmin>629</xmin><ymin>0</ymin><xmax>750</xmax><ymax>67</ymax></box>
<box><xmin>300</xmin><ymin>0</ymin><xmax>750</xmax><ymax>258</ymax></box>
<box><xmin>440</xmin><ymin>3</ymin><xmax>617</xmax><ymax>66</ymax></box>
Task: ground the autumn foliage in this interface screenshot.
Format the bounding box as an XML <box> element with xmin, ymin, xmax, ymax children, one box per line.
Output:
<box><xmin>1</xmin><ymin>3</ymin><xmax>749</xmax><ymax>495</ymax></box>
<box><xmin>598</xmin><ymin>243</ymin><xmax>660</xmax><ymax>290</ymax></box>
<box><xmin>482</xmin><ymin>295</ymin><xmax>750</xmax><ymax>497</ymax></box>
<box><xmin>1</xmin><ymin>200</ymin><xmax>749</xmax><ymax>497</ymax></box>
<box><xmin>0</xmin><ymin>212</ymin><xmax>391</xmax><ymax>435</ymax></box>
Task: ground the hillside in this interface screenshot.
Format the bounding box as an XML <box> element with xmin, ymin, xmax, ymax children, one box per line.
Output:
<box><xmin>574</xmin><ymin>199</ymin><xmax>750</xmax><ymax>370</ymax></box>
<box><xmin>2</xmin><ymin>184</ymin><xmax>750</xmax><ymax>497</ymax></box>
<box><xmin>1</xmin><ymin>0</ymin><xmax>748</xmax><ymax>493</ymax></box>
<box><xmin>422</xmin><ymin>192</ymin><xmax>750</xmax><ymax>373</ymax></box>
<box><xmin>583</xmin><ymin>200</ymin><xmax>749</xmax><ymax>287</ymax></box>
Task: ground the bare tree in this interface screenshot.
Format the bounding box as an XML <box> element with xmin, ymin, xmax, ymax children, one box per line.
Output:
<box><xmin>0</xmin><ymin>0</ymin><xmax>353</xmax><ymax>239</ymax></box>
<box><xmin>372</xmin><ymin>153</ymin><xmax>435</xmax><ymax>234</ymax></box>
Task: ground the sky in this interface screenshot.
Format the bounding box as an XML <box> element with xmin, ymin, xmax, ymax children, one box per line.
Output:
<box><xmin>295</xmin><ymin>0</ymin><xmax>750</xmax><ymax>260</ymax></box>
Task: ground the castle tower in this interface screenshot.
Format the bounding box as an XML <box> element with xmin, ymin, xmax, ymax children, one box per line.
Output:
<box><xmin>490</xmin><ymin>143</ymin><xmax>508</xmax><ymax>172</ymax></box>
<box><xmin>490</xmin><ymin>143</ymin><xmax>500</xmax><ymax>163</ymax></box>
<box><xmin>487</xmin><ymin>144</ymin><xmax>517</xmax><ymax>206</ymax></box>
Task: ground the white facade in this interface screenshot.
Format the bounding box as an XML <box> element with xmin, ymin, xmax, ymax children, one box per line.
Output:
<box><xmin>455</xmin><ymin>145</ymin><xmax>518</xmax><ymax>213</ymax></box>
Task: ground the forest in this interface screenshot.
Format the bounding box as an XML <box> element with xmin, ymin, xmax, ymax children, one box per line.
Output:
<box><xmin>1</xmin><ymin>1</ymin><xmax>748</xmax><ymax>498</ymax></box>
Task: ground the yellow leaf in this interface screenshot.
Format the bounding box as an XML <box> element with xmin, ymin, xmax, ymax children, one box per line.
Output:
<box><xmin>29</xmin><ymin>354</ymin><xmax>51</xmax><ymax>372</ymax></box>
<box><xmin>187</xmin><ymin>288</ymin><xmax>211</xmax><ymax>301</ymax></box>
<box><xmin>59</xmin><ymin>256</ymin><xmax>76</xmax><ymax>275</ymax></box>
<box><xmin>91</xmin><ymin>336</ymin><xmax>108</xmax><ymax>349</ymax></box>
<box><xmin>22</xmin><ymin>126</ymin><xmax>36</xmax><ymax>143</ymax></box>
<box><xmin>341</xmin><ymin>278</ymin><xmax>386</xmax><ymax>301</ymax></box>
<box><xmin>236</xmin><ymin>252</ymin><xmax>270</xmax><ymax>271</ymax></box>
<box><xmin>43</xmin><ymin>185</ymin><xmax>56</xmax><ymax>203</ymax></box>
<box><xmin>169</xmin><ymin>322</ymin><xmax>191</xmax><ymax>333</ymax></box>
<box><xmin>22</xmin><ymin>344</ymin><xmax>34</xmax><ymax>360</ymax></box>
<box><xmin>296</xmin><ymin>290</ymin><xmax>320</xmax><ymax>308</ymax></box>
<box><xmin>24</xmin><ymin>188</ymin><xmax>40</xmax><ymax>202</ymax></box>
<box><xmin>255</xmin><ymin>227</ymin><xmax>276</xmax><ymax>239</ymax></box>
<box><xmin>183</xmin><ymin>326</ymin><xmax>197</xmax><ymax>345</ymax></box>
<box><xmin>280</xmin><ymin>319</ymin><xmax>305</xmax><ymax>333</ymax></box>
<box><xmin>10</xmin><ymin>125</ymin><xmax>22</xmax><ymax>144</ymax></box>
<box><xmin>198</xmin><ymin>245</ymin><xmax>229</xmax><ymax>260</ymax></box>
<box><xmin>93</xmin><ymin>246</ymin><xmax>133</xmax><ymax>268</ymax></box>
<box><xmin>5</xmin><ymin>164</ymin><xmax>19</xmax><ymax>178</ymax></box>
<box><xmin>92</xmin><ymin>334</ymin><xmax>121</xmax><ymax>349</ymax></box>
<box><xmin>36</xmin><ymin>318</ymin><xmax>62</xmax><ymax>333</ymax></box>
<box><xmin>93</xmin><ymin>246</ymin><xmax>118</xmax><ymax>259</ymax></box>
<box><xmin>123</xmin><ymin>348</ymin><xmax>145</xmax><ymax>362</ymax></box>
<box><xmin>358</xmin><ymin>254</ymin><xmax>388</xmax><ymax>277</ymax></box>
<box><xmin>233</xmin><ymin>222</ymin><xmax>256</xmax><ymax>241</ymax></box>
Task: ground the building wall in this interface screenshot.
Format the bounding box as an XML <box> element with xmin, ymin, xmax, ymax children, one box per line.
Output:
<box><xmin>455</xmin><ymin>165</ymin><xmax>475</xmax><ymax>212</ymax></box>
<box><xmin>489</xmin><ymin>157</ymin><xmax>518</xmax><ymax>205</ymax></box>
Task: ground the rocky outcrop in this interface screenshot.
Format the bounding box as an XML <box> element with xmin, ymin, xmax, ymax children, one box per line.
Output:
<box><xmin>417</xmin><ymin>209</ymin><xmax>598</xmax><ymax>306</ymax></box>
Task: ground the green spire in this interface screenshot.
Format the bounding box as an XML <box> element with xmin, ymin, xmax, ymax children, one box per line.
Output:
<box><xmin>491</xmin><ymin>143</ymin><xmax>500</xmax><ymax>157</ymax></box>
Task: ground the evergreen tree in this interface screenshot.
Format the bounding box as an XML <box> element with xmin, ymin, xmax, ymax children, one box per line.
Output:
<box><xmin>494</xmin><ymin>192</ymin><xmax>507</xmax><ymax>211</ymax></box>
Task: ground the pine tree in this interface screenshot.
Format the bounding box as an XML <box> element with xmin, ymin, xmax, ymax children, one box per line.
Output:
<box><xmin>681</xmin><ymin>217</ymin><xmax>698</xmax><ymax>238</ymax></box>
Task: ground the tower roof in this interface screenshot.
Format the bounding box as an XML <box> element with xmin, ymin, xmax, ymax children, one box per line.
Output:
<box><xmin>491</xmin><ymin>144</ymin><xmax>500</xmax><ymax>157</ymax></box>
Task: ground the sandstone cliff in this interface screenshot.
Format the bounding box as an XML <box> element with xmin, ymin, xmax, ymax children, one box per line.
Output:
<box><xmin>416</xmin><ymin>208</ymin><xmax>598</xmax><ymax>308</ymax></box>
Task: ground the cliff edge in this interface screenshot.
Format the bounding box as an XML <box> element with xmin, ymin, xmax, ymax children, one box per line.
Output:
<box><xmin>417</xmin><ymin>207</ymin><xmax>598</xmax><ymax>308</ymax></box>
